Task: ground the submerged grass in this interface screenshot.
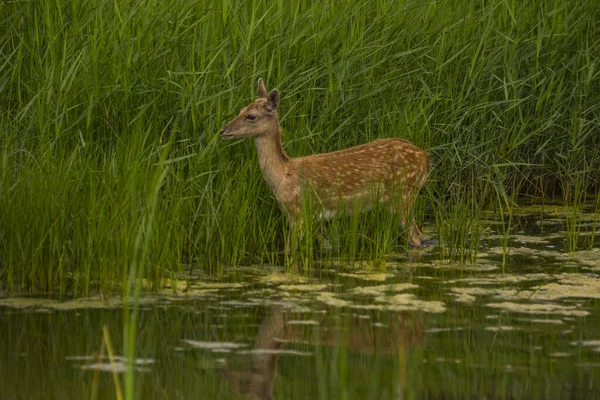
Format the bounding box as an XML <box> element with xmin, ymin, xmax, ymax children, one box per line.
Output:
<box><xmin>0</xmin><ymin>0</ymin><xmax>599</xmax><ymax>295</ymax></box>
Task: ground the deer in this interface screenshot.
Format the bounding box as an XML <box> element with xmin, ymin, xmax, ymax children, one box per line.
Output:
<box><xmin>220</xmin><ymin>79</ymin><xmax>428</xmax><ymax>261</ymax></box>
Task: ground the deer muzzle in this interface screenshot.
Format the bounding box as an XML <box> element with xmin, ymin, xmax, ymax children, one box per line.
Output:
<box><xmin>220</xmin><ymin>127</ymin><xmax>232</xmax><ymax>138</ymax></box>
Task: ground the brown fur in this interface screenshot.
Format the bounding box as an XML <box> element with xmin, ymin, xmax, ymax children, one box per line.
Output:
<box><xmin>220</xmin><ymin>79</ymin><xmax>428</xmax><ymax>253</ymax></box>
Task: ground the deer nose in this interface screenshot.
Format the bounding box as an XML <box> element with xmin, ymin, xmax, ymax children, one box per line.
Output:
<box><xmin>220</xmin><ymin>128</ymin><xmax>229</xmax><ymax>136</ymax></box>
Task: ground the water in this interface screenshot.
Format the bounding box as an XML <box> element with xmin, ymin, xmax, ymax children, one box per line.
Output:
<box><xmin>1</xmin><ymin>210</ymin><xmax>600</xmax><ymax>399</ymax></box>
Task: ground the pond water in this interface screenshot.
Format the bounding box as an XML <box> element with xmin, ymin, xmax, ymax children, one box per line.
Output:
<box><xmin>1</xmin><ymin>210</ymin><xmax>600</xmax><ymax>399</ymax></box>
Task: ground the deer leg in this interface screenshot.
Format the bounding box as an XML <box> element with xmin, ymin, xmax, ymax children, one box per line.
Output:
<box><xmin>285</xmin><ymin>218</ymin><xmax>304</xmax><ymax>265</ymax></box>
<box><xmin>394</xmin><ymin>193</ymin><xmax>423</xmax><ymax>248</ymax></box>
<box><xmin>316</xmin><ymin>222</ymin><xmax>332</xmax><ymax>253</ymax></box>
<box><xmin>408</xmin><ymin>218</ymin><xmax>422</xmax><ymax>247</ymax></box>
<box><xmin>398</xmin><ymin>216</ymin><xmax>421</xmax><ymax>248</ymax></box>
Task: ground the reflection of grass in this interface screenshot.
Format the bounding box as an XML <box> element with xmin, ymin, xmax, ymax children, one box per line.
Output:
<box><xmin>1</xmin><ymin>0</ymin><xmax>599</xmax><ymax>297</ymax></box>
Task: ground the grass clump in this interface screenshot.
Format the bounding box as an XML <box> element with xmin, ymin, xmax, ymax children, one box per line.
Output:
<box><xmin>0</xmin><ymin>0</ymin><xmax>599</xmax><ymax>295</ymax></box>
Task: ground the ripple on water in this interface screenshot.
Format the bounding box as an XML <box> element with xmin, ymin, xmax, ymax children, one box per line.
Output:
<box><xmin>182</xmin><ymin>340</ymin><xmax>248</xmax><ymax>353</ymax></box>
<box><xmin>66</xmin><ymin>355</ymin><xmax>156</xmax><ymax>373</ymax></box>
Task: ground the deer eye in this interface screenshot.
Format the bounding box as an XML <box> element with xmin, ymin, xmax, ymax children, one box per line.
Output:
<box><xmin>245</xmin><ymin>114</ymin><xmax>258</xmax><ymax>121</ymax></box>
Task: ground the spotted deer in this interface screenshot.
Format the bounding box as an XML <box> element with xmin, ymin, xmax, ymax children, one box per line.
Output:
<box><xmin>220</xmin><ymin>79</ymin><xmax>428</xmax><ymax>258</ymax></box>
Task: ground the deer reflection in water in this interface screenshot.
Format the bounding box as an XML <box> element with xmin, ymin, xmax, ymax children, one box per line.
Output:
<box><xmin>220</xmin><ymin>307</ymin><xmax>424</xmax><ymax>400</ymax></box>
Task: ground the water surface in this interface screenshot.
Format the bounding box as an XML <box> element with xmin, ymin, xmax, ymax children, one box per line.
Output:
<box><xmin>1</xmin><ymin>210</ymin><xmax>600</xmax><ymax>399</ymax></box>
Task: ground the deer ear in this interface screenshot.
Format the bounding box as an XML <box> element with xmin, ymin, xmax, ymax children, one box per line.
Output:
<box><xmin>266</xmin><ymin>89</ymin><xmax>279</xmax><ymax>112</ymax></box>
<box><xmin>257</xmin><ymin>78</ymin><xmax>267</xmax><ymax>98</ymax></box>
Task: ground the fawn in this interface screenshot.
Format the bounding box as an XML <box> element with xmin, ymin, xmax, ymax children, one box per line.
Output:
<box><xmin>220</xmin><ymin>79</ymin><xmax>428</xmax><ymax>259</ymax></box>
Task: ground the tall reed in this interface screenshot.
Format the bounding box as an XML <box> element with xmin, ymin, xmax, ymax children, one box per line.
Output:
<box><xmin>0</xmin><ymin>0</ymin><xmax>598</xmax><ymax>293</ymax></box>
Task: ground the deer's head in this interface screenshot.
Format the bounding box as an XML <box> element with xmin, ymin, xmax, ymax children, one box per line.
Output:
<box><xmin>220</xmin><ymin>79</ymin><xmax>279</xmax><ymax>139</ymax></box>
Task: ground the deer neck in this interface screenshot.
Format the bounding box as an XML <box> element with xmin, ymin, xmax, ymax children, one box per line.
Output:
<box><xmin>254</xmin><ymin>119</ymin><xmax>290</xmax><ymax>193</ymax></box>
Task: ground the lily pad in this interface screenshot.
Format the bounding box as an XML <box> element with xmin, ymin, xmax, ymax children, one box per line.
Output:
<box><xmin>374</xmin><ymin>294</ymin><xmax>446</xmax><ymax>313</ymax></box>
<box><xmin>350</xmin><ymin>283</ymin><xmax>418</xmax><ymax>296</ymax></box>
<box><xmin>279</xmin><ymin>284</ymin><xmax>330</xmax><ymax>292</ymax></box>
<box><xmin>338</xmin><ymin>273</ymin><xmax>393</xmax><ymax>282</ymax></box>
<box><xmin>316</xmin><ymin>292</ymin><xmax>351</xmax><ymax>307</ymax></box>
<box><xmin>487</xmin><ymin>302</ymin><xmax>589</xmax><ymax>317</ymax></box>
<box><xmin>260</xmin><ymin>272</ymin><xmax>309</xmax><ymax>285</ymax></box>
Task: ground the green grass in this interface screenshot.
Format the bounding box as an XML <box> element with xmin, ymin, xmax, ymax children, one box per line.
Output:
<box><xmin>1</xmin><ymin>0</ymin><xmax>599</xmax><ymax>295</ymax></box>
